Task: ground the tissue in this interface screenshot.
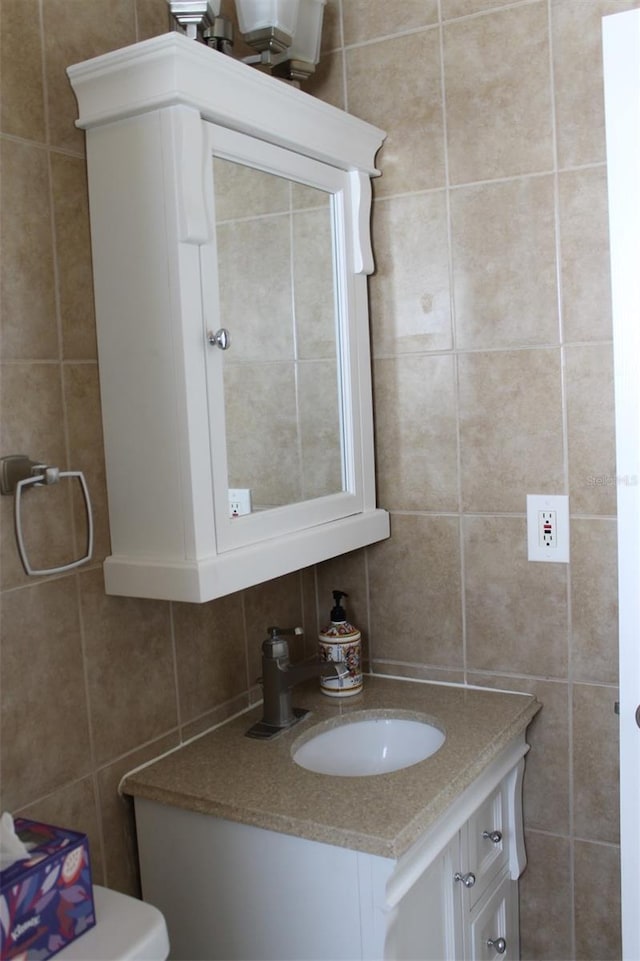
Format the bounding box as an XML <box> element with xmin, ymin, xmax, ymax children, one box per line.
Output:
<box><xmin>0</xmin><ymin>815</ymin><xmax>95</xmax><ymax>961</ymax></box>
<box><xmin>0</xmin><ymin>812</ymin><xmax>30</xmax><ymax>870</ymax></box>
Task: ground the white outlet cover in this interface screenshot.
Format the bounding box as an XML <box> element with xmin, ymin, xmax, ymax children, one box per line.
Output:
<box><xmin>526</xmin><ymin>494</ymin><xmax>570</xmax><ymax>563</ymax></box>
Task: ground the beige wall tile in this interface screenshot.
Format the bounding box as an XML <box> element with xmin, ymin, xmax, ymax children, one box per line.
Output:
<box><xmin>346</xmin><ymin>30</ymin><xmax>445</xmax><ymax>196</ymax></box>
<box><xmin>1</xmin><ymin>139</ymin><xmax>57</xmax><ymax>360</ymax></box>
<box><xmin>0</xmin><ymin>0</ymin><xmax>46</xmax><ymax>141</ymax></box>
<box><xmin>301</xmin><ymin>566</ymin><xmax>318</xmax><ymax>658</ymax></box>
<box><xmin>369</xmin><ymin>191</ymin><xmax>453</xmax><ymax>355</ymax></box>
<box><xmin>458</xmin><ymin>349</ymin><xmax>565</xmax><ymax>512</ymax></box>
<box><xmin>451</xmin><ymin>176</ymin><xmax>559</xmax><ymax>349</ymax></box>
<box><xmin>17</xmin><ymin>777</ymin><xmax>104</xmax><ymax>885</ymax></box>
<box><xmin>97</xmin><ymin>732</ymin><xmax>179</xmax><ymax>895</ymax></box>
<box><xmin>319</xmin><ymin>0</ymin><xmax>341</xmax><ymax>53</ymax></box>
<box><xmin>305</xmin><ymin>49</ymin><xmax>346</xmax><ymax>109</ymax></box>
<box><xmin>79</xmin><ymin>568</ymin><xmax>177</xmax><ymax>765</ymax></box>
<box><xmin>444</xmin><ymin>2</ymin><xmax>553</xmax><ymax>184</ymax></box>
<box><xmin>367</xmin><ymin>513</ymin><xmax>463</xmax><ymax>667</ymax></box>
<box><xmin>173</xmin><ymin>594</ymin><xmax>249</xmax><ymax>725</ymax></box>
<box><xmin>571</xmin><ymin>518</ymin><xmax>618</xmax><ymax>684</ymax></box>
<box><xmin>43</xmin><ymin>0</ymin><xmax>137</xmax><ymax>153</ymax></box>
<box><xmin>552</xmin><ymin>0</ymin><xmax>640</xmax><ymax>169</ymax></box>
<box><xmin>519</xmin><ymin>831</ymin><xmax>573</xmax><ymax>960</ymax></box>
<box><xmin>51</xmin><ymin>153</ymin><xmax>97</xmax><ymax>360</ymax></box>
<box><xmin>467</xmin><ymin>673</ymin><xmax>570</xmax><ymax>834</ymax></box>
<box><xmin>372</xmin><ymin>662</ymin><xmax>465</xmax><ymax>684</ymax></box>
<box><xmin>565</xmin><ymin>344</ymin><xmax>617</xmax><ymax>516</ymax></box>
<box><xmin>573</xmin><ymin>682</ymin><xmax>620</xmax><ymax>843</ymax></box>
<box><xmin>574</xmin><ymin>840</ymin><xmax>622</xmax><ymax>961</ymax></box>
<box><xmin>134</xmin><ymin>0</ymin><xmax>171</xmax><ymax>39</ymax></box>
<box><xmin>373</xmin><ymin>353</ymin><xmax>458</xmax><ymax>512</ymax></box>
<box><xmin>63</xmin><ymin>363</ymin><xmax>110</xmax><ymax>564</ymax></box>
<box><xmin>559</xmin><ymin>166</ymin><xmax>613</xmax><ymax>343</ymax></box>
<box><xmin>342</xmin><ymin>0</ymin><xmax>438</xmax><ymax>45</ymax></box>
<box><xmin>442</xmin><ymin>0</ymin><xmax>525</xmax><ymax>19</ymax></box>
<box><xmin>464</xmin><ymin>516</ymin><xmax>569</xmax><ymax>677</ymax></box>
<box><xmin>0</xmin><ymin>364</ymin><xmax>75</xmax><ymax>588</ymax></box>
<box><xmin>1</xmin><ymin>578</ymin><xmax>92</xmax><ymax>809</ymax></box>
<box><xmin>181</xmin><ymin>693</ymin><xmax>251</xmax><ymax>739</ymax></box>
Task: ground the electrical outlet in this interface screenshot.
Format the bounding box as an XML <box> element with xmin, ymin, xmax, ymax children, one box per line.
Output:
<box><xmin>526</xmin><ymin>494</ymin><xmax>570</xmax><ymax>563</ymax></box>
<box><xmin>539</xmin><ymin>510</ymin><xmax>557</xmax><ymax>548</ymax></box>
<box><xmin>229</xmin><ymin>488</ymin><xmax>252</xmax><ymax>517</ymax></box>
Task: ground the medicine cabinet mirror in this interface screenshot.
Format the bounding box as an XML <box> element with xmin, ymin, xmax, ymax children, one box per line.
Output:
<box><xmin>211</xmin><ymin>148</ymin><xmax>343</xmax><ymax>513</ymax></box>
<box><xmin>68</xmin><ymin>32</ymin><xmax>389</xmax><ymax>602</ymax></box>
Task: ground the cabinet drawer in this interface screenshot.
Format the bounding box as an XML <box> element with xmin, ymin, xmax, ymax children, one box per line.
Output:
<box><xmin>465</xmin><ymin>781</ymin><xmax>509</xmax><ymax>903</ymax></box>
<box><xmin>468</xmin><ymin>871</ymin><xmax>519</xmax><ymax>961</ymax></box>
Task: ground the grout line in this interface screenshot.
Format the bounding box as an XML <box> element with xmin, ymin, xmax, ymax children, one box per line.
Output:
<box><xmin>370</xmin><ymin>339</ymin><xmax>614</xmax><ymax>363</ymax></box>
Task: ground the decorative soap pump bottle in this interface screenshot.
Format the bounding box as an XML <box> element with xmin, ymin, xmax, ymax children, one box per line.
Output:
<box><xmin>318</xmin><ymin>590</ymin><xmax>363</xmax><ymax>697</ymax></box>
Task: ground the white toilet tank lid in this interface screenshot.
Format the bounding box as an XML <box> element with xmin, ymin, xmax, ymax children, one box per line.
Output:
<box><xmin>56</xmin><ymin>885</ymin><xmax>169</xmax><ymax>961</ymax></box>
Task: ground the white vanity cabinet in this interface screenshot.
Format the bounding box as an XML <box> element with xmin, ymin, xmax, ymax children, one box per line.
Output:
<box><xmin>390</xmin><ymin>774</ymin><xmax>521</xmax><ymax>961</ymax></box>
<box><xmin>67</xmin><ymin>33</ymin><xmax>389</xmax><ymax>603</ymax></box>
<box><xmin>133</xmin><ymin>743</ymin><xmax>527</xmax><ymax>961</ymax></box>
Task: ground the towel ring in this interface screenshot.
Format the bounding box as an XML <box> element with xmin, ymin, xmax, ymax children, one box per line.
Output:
<box><xmin>1</xmin><ymin>455</ymin><xmax>94</xmax><ymax>576</ymax></box>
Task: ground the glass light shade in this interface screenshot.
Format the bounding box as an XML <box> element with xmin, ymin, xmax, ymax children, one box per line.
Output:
<box><xmin>287</xmin><ymin>0</ymin><xmax>325</xmax><ymax>64</ymax></box>
<box><xmin>235</xmin><ymin>0</ymin><xmax>300</xmax><ymax>38</ymax></box>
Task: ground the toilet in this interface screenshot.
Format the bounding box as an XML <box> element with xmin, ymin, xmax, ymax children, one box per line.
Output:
<box><xmin>55</xmin><ymin>885</ymin><xmax>169</xmax><ymax>960</ymax></box>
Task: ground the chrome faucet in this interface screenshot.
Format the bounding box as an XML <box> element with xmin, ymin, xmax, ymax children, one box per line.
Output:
<box><xmin>246</xmin><ymin>626</ymin><xmax>347</xmax><ymax>739</ymax></box>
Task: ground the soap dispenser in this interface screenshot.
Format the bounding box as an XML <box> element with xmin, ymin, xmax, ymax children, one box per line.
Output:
<box><xmin>318</xmin><ymin>590</ymin><xmax>363</xmax><ymax>697</ymax></box>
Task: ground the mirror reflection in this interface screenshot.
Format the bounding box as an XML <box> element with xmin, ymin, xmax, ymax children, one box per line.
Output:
<box><xmin>213</xmin><ymin>157</ymin><xmax>345</xmax><ymax>511</ymax></box>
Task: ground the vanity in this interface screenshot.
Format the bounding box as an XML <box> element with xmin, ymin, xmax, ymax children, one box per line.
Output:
<box><xmin>67</xmin><ymin>32</ymin><xmax>389</xmax><ymax>604</ymax></box>
<box><xmin>122</xmin><ymin>677</ymin><xmax>540</xmax><ymax>960</ymax></box>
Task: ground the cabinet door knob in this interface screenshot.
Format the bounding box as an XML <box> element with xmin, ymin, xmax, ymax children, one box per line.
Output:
<box><xmin>482</xmin><ymin>829</ymin><xmax>502</xmax><ymax>844</ymax></box>
<box><xmin>487</xmin><ymin>937</ymin><xmax>507</xmax><ymax>954</ymax></box>
<box><xmin>453</xmin><ymin>871</ymin><xmax>476</xmax><ymax>888</ymax></box>
<box><xmin>207</xmin><ymin>328</ymin><xmax>231</xmax><ymax>350</ymax></box>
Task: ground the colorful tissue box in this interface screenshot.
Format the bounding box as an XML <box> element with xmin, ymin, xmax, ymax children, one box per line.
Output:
<box><xmin>0</xmin><ymin>818</ymin><xmax>95</xmax><ymax>960</ymax></box>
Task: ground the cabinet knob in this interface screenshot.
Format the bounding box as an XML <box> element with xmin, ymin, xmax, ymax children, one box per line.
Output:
<box><xmin>487</xmin><ymin>937</ymin><xmax>507</xmax><ymax>954</ymax></box>
<box><xmin>207</xmin><ymin>328</ymin><xmax>231</xmax><ymax>350</ymax></box>
<box><xmin>453</xmin><ymin>871</ymin><xmax>476</xmax><ymax>888</ymax></box>
<box><xmin>482</xmin><ymin>829</ymin><xmax>502</xmax><ymax>844</ymax></box>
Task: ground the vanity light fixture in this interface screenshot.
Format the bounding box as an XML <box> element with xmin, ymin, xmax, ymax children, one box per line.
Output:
<box><xmin>166</xmin><ymin>0</ymin><xmax>326</xmax><ymax>81</ymax></box>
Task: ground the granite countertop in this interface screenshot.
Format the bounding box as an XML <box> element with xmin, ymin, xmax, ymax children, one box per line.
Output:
<box><xmin>122</xmin><ymin>676</ymin><xmax>540</xmax><ymax>860</ymax></box>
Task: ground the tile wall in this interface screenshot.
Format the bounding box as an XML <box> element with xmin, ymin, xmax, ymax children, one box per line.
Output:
<box><xmin>0</xmin><ymin>1</ymin><xmax>628</xmax><ymax>958</ymax></box>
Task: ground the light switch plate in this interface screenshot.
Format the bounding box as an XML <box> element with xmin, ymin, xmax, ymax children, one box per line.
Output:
<box><xmin>526</xmin><ymin>494</ymin><xmax>570</xmax><ymax>563</ymax></box>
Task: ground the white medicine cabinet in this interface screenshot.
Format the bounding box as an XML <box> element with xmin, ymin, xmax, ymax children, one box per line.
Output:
<box><xmin>68</xmin><ymin>32</ymin><xmax>389</xmax><ymax>602</ymax></box>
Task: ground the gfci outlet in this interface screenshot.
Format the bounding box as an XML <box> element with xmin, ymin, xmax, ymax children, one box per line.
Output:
<box><xmin>526</xmin><ymin>494</ymin><xmax>570</xmax><ymax>563</ymax></box>
<box><xmin>229</xmin><ymin>488</ymin><xmax>252</xmax><ymax>517</ymax></box>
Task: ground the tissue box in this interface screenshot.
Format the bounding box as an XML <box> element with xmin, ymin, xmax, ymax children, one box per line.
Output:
<box><xmin>0</xmin><ymin>818</ymin><xmax>95</xmax><ymax>960</ymax></box>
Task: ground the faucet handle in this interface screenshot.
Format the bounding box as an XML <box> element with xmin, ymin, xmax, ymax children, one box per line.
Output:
<box><xmin>262</xmin><ymin>626</ymin><xmax>303</xmax><ymax>661</ymax></box>
<box><xmin>266</xmin><ymin>626</ymin><xmax>303</xmax><ymax>638</ymax></box>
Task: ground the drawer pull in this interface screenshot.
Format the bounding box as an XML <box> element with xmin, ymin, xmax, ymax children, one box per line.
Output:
<box><xmin>453</xmin><ymin>871</ymin><xmax>476</xmax><ymax>888</ymax></box>
<box><xmin>482</xmin><ymin>830</ymin><xmax>503</xmax><ymax>844</ymax></box>
<box><xmin>487</xmin><ymin>937</ymin><xmax>507</xmax><ymax>954</ymax></box>
<box><xmin>207</xmin><ymin>328</ymin><xmax>231</xmax><ymax>350</ymax></box>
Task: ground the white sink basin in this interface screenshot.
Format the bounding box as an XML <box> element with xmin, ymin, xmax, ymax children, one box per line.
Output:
<box><xmin>292</xmin><ymin>712</ymin><xmax>445</xmax><ymax>777</ymax></box>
